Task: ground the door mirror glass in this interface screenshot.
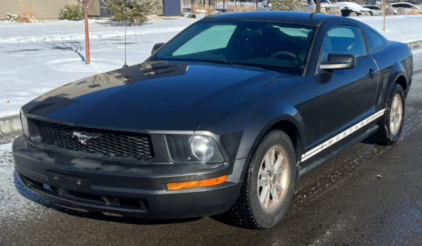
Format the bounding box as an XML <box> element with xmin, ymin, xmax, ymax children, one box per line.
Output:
<box><xmin>320</xmin><ymin>53</ymin><xmax>356</xmax><ymax>70</ymax></box>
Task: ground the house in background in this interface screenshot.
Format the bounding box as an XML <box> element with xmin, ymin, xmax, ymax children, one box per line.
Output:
<box><xmin>160</xmin><ymin>0</ymin><xmax>182</xmax><ymax>16</ymax></box>
<box><xmin>1</xmin><ymin>0</ymin><xmax>182</xmax><ymax>20</ymax></box>
<box><xmin>0</xmin><ymin>0</ymin><xmax>101</xmax><ymax>20</ymax></box>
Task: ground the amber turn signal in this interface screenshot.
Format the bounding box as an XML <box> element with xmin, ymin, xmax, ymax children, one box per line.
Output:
<box><xmin>167</xmin><ymin>175</ymin><xmax>228</xmax><ymax>191</ymax></box>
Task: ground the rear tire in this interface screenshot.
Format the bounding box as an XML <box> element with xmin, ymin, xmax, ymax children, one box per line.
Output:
<box><xmin>372</xmin><ymin>84</ymin><xmax>405</xmax><ymax>145</ymax></box>
<box><xmin>228</xmin><ymin>130</ymin><xmax>296</xmax><ymax>229</ymax></box>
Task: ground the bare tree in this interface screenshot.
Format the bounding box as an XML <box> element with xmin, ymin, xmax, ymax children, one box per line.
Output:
<box><xmin>77</xmin><ymin>0</ymin><xmax>96</xmax><ymax>64</ymax></box>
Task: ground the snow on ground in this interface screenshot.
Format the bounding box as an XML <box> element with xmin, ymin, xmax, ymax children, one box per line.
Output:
<box><xmin>351</xmin><ymin>15</ymin><xmax>422</xmax><ymax>43</ymax></box>
<box><xmin>0</xmin><ymin>142</ymin><xmax>52</xmax><ymax>221</ymax></box>
<box><xmin>0</xmin><ymin>18</ymin><xmax>197</xmax><ymax>118</ymax></box>
<box><xmin>0</xmin><ymin>15</ymin><xmax>422</xmax><ymax>118</ymax></box>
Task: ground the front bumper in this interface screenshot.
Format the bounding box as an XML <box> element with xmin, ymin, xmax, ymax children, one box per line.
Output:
<box><xmin>12</xmin><ymin>136</ymin><xmax>241</xmax><ymax>219</ymax></box>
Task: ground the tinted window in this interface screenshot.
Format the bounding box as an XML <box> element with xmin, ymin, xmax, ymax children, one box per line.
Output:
<box><xmin>155</xmin><ymin>21</ymin><xmax>316</xmax><ymax>76</ymax></box>
<box><xmin>173</xmin><ymin>25</ymin><xmax>236</xmax><ymax>56</ymax></box>
<box><xmin>321</xmin><ymin>26</ymin><xmax>366</xmax><ymax>60</ymax></box>
<box><xmin>368</xmin><ymin>29</ymin><xmax>386</xmax><ymax>52</ymax></box>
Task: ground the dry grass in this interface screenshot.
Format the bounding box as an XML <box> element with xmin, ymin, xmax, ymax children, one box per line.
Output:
<box><xmin>408</xmin><ymin>8</ymin><xmax>421</xmax><ymax>15</ymax></box>
<box><xmin>227</xmin><ymin>5</ymin><xmax>256</xmax><ymax>12</ymax></box>
<box><xmin>203</xmin><ymin>5</ymin><xmax>215</xmax><ymax>14</ymax></box>
<box><xmin>191</xmin><ymin>4</ymin><xmax>256</xmax><ymax>14</ymax></box>
<box><xmin>18</xmin><ymin>10</ymin><xmax>40</xmax><ymax>23</ymax></box>
<box><xmin>191</xmin><ymin>4</ymin><xmax>197</xmax><ymax>14</ymax></box>
<box><xmin>146</xmin><ymin>14</ymin><xmax>162</xmax><ymax>21</ymax></box>
<box><xmin>396</xmin><ymin>7</ymin><xmax>407</xmax><ymax>15</ymax></box>
<box><xmin>384</xmin><ymin>6</ymin><xmax>395</xmax><ymax>16</ymax></box>
<box><xmin>191</xmin><ymin>5</ymin><xmax>216</xmax><ymax>14</ymax></box>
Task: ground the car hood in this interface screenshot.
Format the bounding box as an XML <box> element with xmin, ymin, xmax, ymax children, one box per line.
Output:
<box><xmin>23</xmin><ymin>61</ymin><xmax>293</xmax><ymax>132</ymax></box>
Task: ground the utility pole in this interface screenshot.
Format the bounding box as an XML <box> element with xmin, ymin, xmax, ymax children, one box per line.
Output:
<box><xmin>316</xmin><ymin>0</ymin><xmax>321</xmax><ymax>13</ymax></box>
<box><xmin>383</xmin><ymin>0</ymin><xmax>386</xmax><ymax>31</ymax></box>
<box><xmin>77</xmin><ymin>0</ymin><xmax>96</xmax><ymax>64</ymax></box>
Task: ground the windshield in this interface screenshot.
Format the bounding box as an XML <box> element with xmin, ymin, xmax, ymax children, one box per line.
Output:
<box><xmin>153</xmin><ymin>20</ymin><xmax>316</xmax><ymax>76</ymax></box>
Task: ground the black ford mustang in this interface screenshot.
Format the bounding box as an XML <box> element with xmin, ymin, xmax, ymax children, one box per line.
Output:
<box><xmin>13</xmin><ymin>12</ymin><xmax>413</xmax><ymax>229</ymax></box>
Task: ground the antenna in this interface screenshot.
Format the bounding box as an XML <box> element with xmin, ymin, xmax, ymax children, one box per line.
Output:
<box><xmin>123</xmin><ymin>0</ymin><xmax>128</xmax><ymax>68</ymax></box>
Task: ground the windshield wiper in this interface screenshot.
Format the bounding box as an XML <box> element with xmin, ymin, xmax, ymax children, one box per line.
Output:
<box><xmin>206</xmin><ymin>60</ymin><xmax>263</xmax><ymax>69</ymax></box>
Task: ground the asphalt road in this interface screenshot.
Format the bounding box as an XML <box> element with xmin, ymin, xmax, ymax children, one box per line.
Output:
<box><xmin>1</xmin><ymin>49</ymin><xmax>422</xmax><ymax>246</ymax></box>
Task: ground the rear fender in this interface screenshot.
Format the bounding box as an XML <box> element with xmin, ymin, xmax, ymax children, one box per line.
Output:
<box><xmin>379</xmin><ymin>61</ymin><xmax>407</xmax><ymax>108</ymax></box>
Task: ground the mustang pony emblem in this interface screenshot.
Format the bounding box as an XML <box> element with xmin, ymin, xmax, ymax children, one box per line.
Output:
<box><xmin>72</xmin><ymin>131</ymin><xmax>98</xmax><ymax>145</ymax></box>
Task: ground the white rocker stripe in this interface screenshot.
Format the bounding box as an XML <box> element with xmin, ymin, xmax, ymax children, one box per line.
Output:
<box><xmin>301</xmin><ymin>109</ymin><xmax>386</xmax><ymax>162</ymax></box>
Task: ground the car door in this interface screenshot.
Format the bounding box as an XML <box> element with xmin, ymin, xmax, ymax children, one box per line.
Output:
<box><xmin>318</xmin><ymin>25</ymin><xmax>379</xmax><ymax>139</ymax></box>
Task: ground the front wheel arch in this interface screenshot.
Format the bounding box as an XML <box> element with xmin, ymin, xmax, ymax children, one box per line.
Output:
<box><xmin>266</xmin><ymin>120</ymin><xmax>303</xmax><ymax>168</ymax></box>
<box><xmin>228</xmin><ymin>130</ymin><xmax>297</xmax><ymax>229</ymax></box>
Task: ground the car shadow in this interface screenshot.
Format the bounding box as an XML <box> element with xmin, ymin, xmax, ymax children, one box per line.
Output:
<box><xmin>13</xmin><ymin>171</ymin><xmax>201</xmax><ymax>226</ymax></box>
<box><xmin>209</xmin><ymin>212</ymin><xmax>239</xmax><ymax>227</ymax></box>
<box><xmin>361</xmin><ymin>136</ymin><xmax>375</xmax><ymax>145</ymax></box>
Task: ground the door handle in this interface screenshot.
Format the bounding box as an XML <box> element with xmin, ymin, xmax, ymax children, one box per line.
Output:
<box><xmin>367</xmin><ymin>68</ymin><xmax>377</xmax><ymax>79</ymax></box>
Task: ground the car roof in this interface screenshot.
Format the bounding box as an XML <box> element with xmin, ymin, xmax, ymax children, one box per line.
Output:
<box><xmin>391</xmin><ymin>2</ymin><xmax>416</xmax><ymax>5</ymax></box>
<box><xmin>335</xmin><ymin>2</ymin><xmax>361</xmax><ymax>6</ymax></box>
<box><xmin>204</xmin><ymin>11</ymin><xmax>335</xmax><ymax>26</ymax></box>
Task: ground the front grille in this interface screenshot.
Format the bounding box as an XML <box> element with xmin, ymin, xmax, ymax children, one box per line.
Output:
<box><xmin>30</xmin><ymin>119</ymin><xmax>153</xmax><ymax>161</ymax></box>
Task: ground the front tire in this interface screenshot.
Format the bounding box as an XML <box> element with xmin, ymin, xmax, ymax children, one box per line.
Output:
<box><xmin>372</xmin><ymin>84</ymin><xmax>405</xmax><ymax>145</ymax></box>
<box><xmin>228</xmin><ymin>130</ymin><xmax>296</xmax><ymax>229</ymax></box>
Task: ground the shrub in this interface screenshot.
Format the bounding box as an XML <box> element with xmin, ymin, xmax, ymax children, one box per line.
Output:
<box><xmin>19</xmin><ymin>10</ymin><xmax>41</xmax><ymax>23</ymax></box>
<box><xmin>271</xmin><ymin>0</ymin><xmax>305</xmax><ymax>11</ymax></box>
<box><xmin>327</xmin><ymin>8</ymin><xmax>342</xmax><ymax>16</ymax></box>
<box><xmin>6</xmin><ymin>12</ymin><xmax>20</xmax><ymax>22</ymax></box>
<box><xmin>187</xmin><ymin>13</ymin><xmax>196</xmax><ymax>18</ymax></box>
<box><xmin>235</xmin><ymin>5</ymin><xmax>255</xmax><ymax>12</ymax></box>
<box><xmin>59</xmin><ymin>4</ymin><xmax>84</xmax><ymax>20</ymax></box>
<box><xmin>397</xmin><ymin>7</ymin><xmax>407</xmax><ymax>15</ymax></box>
<box><xmin>102</xmin><ymin>0</ymin><xmax>162</xmax><ymax>25</ymax></box>
<box><xmin>408</xmin><ymin>8</ymin><xmax>421</xmax><ymax>15</ymax></box>
<box><xmin>385</xmin><ymin>6</ymin><xmax>395</xmax><ymax>15</ymax></box>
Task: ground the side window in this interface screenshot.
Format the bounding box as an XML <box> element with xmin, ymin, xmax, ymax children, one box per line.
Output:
<box><xmin>321</xmin><ymin>26</ymin><xmax>366</xmax><ymax>61</ymax></box>
<box><xmin>368</xmin><ymin>29</ymin><xmax>386</xmax><ymax>52</ymax></box>
<box><xmin>173</xmin><ymin>25</ymin><xmax>236</xmax><ymax>56</ymax></box>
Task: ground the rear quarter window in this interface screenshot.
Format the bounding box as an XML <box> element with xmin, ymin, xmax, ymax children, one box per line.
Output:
<box><xmin>368</xmin><ymin>29</ymin><xmax>386</xmax><ymax>52</ymax></box>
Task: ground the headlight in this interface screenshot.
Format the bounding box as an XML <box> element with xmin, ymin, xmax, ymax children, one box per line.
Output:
<box><xmin>20</xmin><ymin>109</ymin><xmax>30</xmax><ymax>137</ymax></box>
<box><xmin>166</xmin><ymin>135</ymin><xmax>224</xmax><ymax>163</ymax></box>
<box><xmin>190</xmin><ymin>135</ymin><xmax>215</xmax><ymax>162</ymax></box>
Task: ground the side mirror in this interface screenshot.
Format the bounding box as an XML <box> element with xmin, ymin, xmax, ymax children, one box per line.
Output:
<box><xmin>320</xmin><ymin>53</ymin><xmax>356</xmax><ymax>70</ymax></box>
<box><xmin>151</xmin><ymin>43</ymin><xmax>165</xmax><ymax>55</ymax></box>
